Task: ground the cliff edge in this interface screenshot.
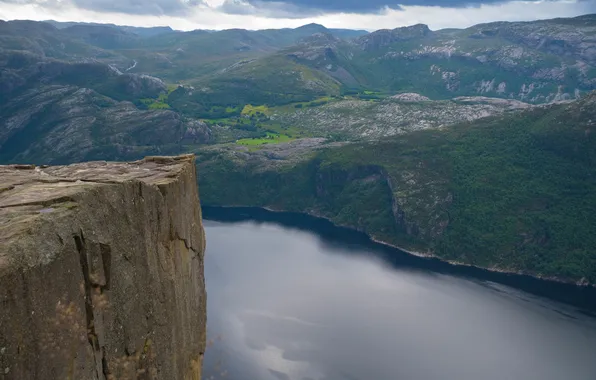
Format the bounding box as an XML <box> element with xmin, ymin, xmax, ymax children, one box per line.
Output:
<box><xmin>0</xmin><ymin>155</ymin><xmax>206</xmax><ymax>380</ymax></box>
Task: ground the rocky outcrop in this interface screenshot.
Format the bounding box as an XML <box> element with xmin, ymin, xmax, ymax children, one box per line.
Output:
<box><xmin>118</xmin><ymin>74</ymin><xmax>167</xmax><ymax>98</ymax></box>
<box><xmin>273</xmin><ymin>96</ymin><xmax>532</xmax><ymax>139</ymax></box>
<box><xmin>0</xmin><ymin>84</ymin><xmax>207</xmax><ymax>164</ymax></box>
<box><xmin>0</xmin><ymin>155</ymin><xmax>206</xmax><ymax>380</ymax></box>
<box><xmin>390</xmin><ymin>93</ymin><xmax>431</xmax><ymax>102</ymax></box>
<box><xmin>181</xmin><ymin>120</ymin><xmax>212</xmax><ymax>144</ymax></box>
<box><xmin>358</xmin><ymin>24</ymin><xmax>432</xmax><ymax>51</ymax></box>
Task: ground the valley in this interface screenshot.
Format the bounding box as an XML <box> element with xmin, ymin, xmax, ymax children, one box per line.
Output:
<box><xmin>1</xmin><ymin>15</ymin><xmax>596</xmax><ymax>284</ymax></box>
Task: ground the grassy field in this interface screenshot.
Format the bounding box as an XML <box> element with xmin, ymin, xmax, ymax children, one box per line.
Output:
<box><xmin>241</xmin><ymin>104</ymin><xmax>271</xmax><ymax>116</ymax></box>
<box><xmin>200</xmin><ymin>100</ymin><xmax>318</xmax><ymax>144</ymax></box>
<box><xmin>148</xmin><ymin>102</ymin><xmax>171</xmax><ymax>110</ymax></box>
<box><xmin>236</xmin><ymin>132</ymin><xmax>294</xmax><ymax>146</ymax></box>
<box><xmin>263</xmin><ymin>123</ymin><xmax>307</xmax><ymax>138</ymax></box>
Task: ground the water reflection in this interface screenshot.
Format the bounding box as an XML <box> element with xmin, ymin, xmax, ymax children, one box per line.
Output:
<box><xmin>202</xmin><ymin>206</ymin><xmax>596</xmax><ymax>312</ymax></box>
<box><xmin>202</xmin><ymin>207</ymin><xmax>596</xmax><ymax>380</ymax></box>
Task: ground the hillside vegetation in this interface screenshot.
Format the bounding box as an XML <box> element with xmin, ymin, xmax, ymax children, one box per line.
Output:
<box><xmin>196</xmin><ymin>92</ymin><xmax>596</xmax><ymax>283</ymax></box>
<box><xmin>1</xmin><ymin>16</ymin><xmax>596</xmax><ymax>283</ymax></box>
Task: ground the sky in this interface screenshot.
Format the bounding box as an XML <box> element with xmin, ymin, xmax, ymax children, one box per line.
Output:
<box><xmin>0</xmin><ymin>0</ymin><xmax>594</xmax><ymax>31</ymax></box>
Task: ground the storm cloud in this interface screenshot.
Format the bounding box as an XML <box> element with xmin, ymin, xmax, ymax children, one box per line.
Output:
<box><xmin>2</xmin><ymin>0</ymin><xmax>594</xmax><ymax>17</ymax></box>
<box><xmin>0</xmin><ymin>0</ymin><xmax>594</xmax><ymax>30</ymax></box>
<box><xmin>71</xmin><ymin>0</ymin><xmax>205</xmax><ymax>15</ymax></box>
<box><xmin>225</xmin><ymin>0</ymin><xmax>510</xmax><ymax>15</ymax></box>
<box><xmin>0</xmin><ymin>0</ymin><xmax>205</xmax><ymax>15</ymax></box>
<box><xmin>218</xmin><ymin>0</ymin><xmax>323</xmax><ymax>18</ymax></box>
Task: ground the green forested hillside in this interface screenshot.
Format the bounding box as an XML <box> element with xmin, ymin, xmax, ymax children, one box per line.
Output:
<box><xmin>196</xmin><ymin>92</ymin><xmax>596</xmax><ymax>283</ymax></box>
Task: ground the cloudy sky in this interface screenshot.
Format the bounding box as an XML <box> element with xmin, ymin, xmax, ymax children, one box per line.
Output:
<box><xmin>0</xmin><ymin>0</ymin><xmax>594</xmax><ymax>31</ymax></box>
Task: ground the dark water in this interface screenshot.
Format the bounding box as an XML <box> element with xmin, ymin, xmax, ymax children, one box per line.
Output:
<box><xmin>202</xmin><ymin>207</ymin><xmax>596</xmax><ymax>380</ymax></box>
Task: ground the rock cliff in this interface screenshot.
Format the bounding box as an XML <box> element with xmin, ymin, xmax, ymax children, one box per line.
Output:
<box><xmin>0</xmin><ymin>155</ymin><xmax>206</xmax><ymax>380</ymax></box>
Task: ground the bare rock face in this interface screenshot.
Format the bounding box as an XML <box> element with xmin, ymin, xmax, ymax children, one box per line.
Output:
<box><xmin>119</xmin><ymin>73</ymin><xmax>167</xmax><ymax>97</ymax></box>
<box><xmin>390</xmin><ymin>93</ymin><xmax>431</xmax><ymax>102</ymax></box>
<box><xmin>0</xmin><ymin>155</ymin><xmax>206</xmax><ymax>380</ymax></box>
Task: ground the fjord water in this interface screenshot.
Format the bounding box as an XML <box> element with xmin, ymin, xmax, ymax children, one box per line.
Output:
<box><xmin>202</xmin><ymin>208</ymin><xmax>596</xmax><ymax>380</ymax></box>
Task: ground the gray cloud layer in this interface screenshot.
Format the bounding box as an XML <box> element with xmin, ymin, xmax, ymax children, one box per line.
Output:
<box><xmin>219</xmin><ymin>0</ymin><xmax>320</xmax><ymax>18</ymax></box>
<box><xmin>217</xmin><ymin>0</ymin><xmax>516</xmax><ymax>18</ymax></box>
<box><xmin>71</xmin><ymin>0</ymin><xmax>203</xmax><ymax>15</ymax></box>
<box><xmin>1</xmin><ymin>0</ymin><xmax>595</xmax><ymax>17</ymax></box>
<box><xmin>0</xmin><ymin>0</ymin><xmax>203</xmax><ymax>15</ymax></box>
<box><xmin>225</xmin><ymin>0</ymin><xmax>596</xmax><ymax>16</ymax></box>
<box><xmin>238</xmin><ymin>0</ymin><xmax>507</xmax><ymax>14</ymax></box>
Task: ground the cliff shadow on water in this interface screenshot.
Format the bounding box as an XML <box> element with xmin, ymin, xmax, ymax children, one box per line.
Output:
<box><xmin>202</xmin><ymin>206</ymin><xmax>596</xmax><ymax>315</ymax></box>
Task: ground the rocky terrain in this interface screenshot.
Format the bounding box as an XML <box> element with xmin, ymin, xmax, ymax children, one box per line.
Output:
<box><xmin>0</xmin><ymin>20</ymin><xmax>131</xmax><ymax>68</ymax></box>
<box><xmin>2</xmin><ymin>16</ymin><xmax>595</xmax><ymax>108</ymax></box>
<box><xmin>368</xmin><ymin>15</ymin><xmax>596</xmax><ymax>100</ymax></box>
<box><xmin>0</xmin><ymin>84</ymin><xmax>211</xmax><ymax>164</ymax></box>
<box><xmin>272</xmin><ymin>95</ymin><xmax>533</xmax><ymax>139</ymax></box>
<box><xmin>217</xmin><ymin>14</ymin><xmax>596</xmax><ymax>104</ymax></box>
<box><xmin>0</xmin><ymin>155</ymin><xmax>206</xmax><ymax>380</ymax></box>
<box><xmin>0</xmin><ymin>15</ymin><xmax>594</xmax><ymax>153</ymax></box>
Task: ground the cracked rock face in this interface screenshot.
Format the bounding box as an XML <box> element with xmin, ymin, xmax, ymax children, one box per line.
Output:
<box><xmin>0</xmin><ymin>155</ymin><xmax>206</xmax><ymax>380</ymax></box>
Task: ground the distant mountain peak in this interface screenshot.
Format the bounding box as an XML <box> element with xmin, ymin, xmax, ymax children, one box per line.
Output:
<box><xmin>395</xmin><ymin>23</ymin><xmax>431</xmax><ymax>32</ymax></box>
<box><xmin>296</xmin><ymin>23</ymin><xmax>328</xmax><ymax>32</ymax></box>
<box><xmin>358</xmin><ymin>23</ymin><xmax>432</xmax><ymax>50</ymax></box>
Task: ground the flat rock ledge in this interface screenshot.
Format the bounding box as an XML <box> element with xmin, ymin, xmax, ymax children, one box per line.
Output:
<box><xmin>0</xmin><ymin>155</ymin><xmax>206</xmax><ymax>380</ymax></box>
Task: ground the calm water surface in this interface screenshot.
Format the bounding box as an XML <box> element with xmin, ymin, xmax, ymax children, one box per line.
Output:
<box><xmin>202</xmin><ymin>208</ymin><xmax>596</xmax><ymax>380</ymax></box>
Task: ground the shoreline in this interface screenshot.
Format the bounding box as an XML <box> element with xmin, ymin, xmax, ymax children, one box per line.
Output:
<box><xmin>204</xmin><ymin>204</ymin><xmax>594</xmax><ymax>289</ymax></box>
<box><xmin>367</xmin><ymin>236</ymin><xmax>593</xmax><ymax>288</ymax></box>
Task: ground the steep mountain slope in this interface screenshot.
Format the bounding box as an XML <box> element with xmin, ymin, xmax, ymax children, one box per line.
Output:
<box><xmin>45</xmin><ymin>20</ymin><xmax>176</xmax><ymax>37</ymax></box>
<box><xmin>0</xmin><ymin>20</ymin><xmax>130</xmax><ymax>67</ymax></box>
<box><xmin>172</xmin><ymin>54</ymin><xmax>343</xmax><ymax>115</ymax></box>
<box><xmin>0</xmin><ymin>49</ymin><xmax>168</xmax><ymax>103</ymax></box>
<box><xmin>0</xmin><ymin>42</ymin><xmax>209</xmax><ymax>164</ymax></box>
<box><xmin>60</xmin><ymin>24</ymin><xmax>143</xmax><ymax>50</ymax></box>
<box><xmin>0</xmin><ymin>84</ymin><xmax>210</xmax><ymax>164</ymax></box>
<box><xmin>226</xmin><ymin>15</ymin><xmax>596</xmax><ymax>103</ymax></box>
<box><xmin>195</xmin><ymin>92</ymin><xmax>596</xmax><ymax>284</ymax></box>
<box><xmin>100</xmin><ymin>23</ymin><xmax>367</xmax><ymax>82</ymax></box>
<box><xmin>3</xmin><ymin>20</ymin><xmax>364</xmax><ymax>83</ymax></box>
<box><xmin>2</xmin><ymin>16</ymin><xmax>594</xmax><ymax>110</ymax></box>
<box><xmin>345</xmin><ymin>15</ymin><xmax>596</xmax><ymax>101</ymax></box>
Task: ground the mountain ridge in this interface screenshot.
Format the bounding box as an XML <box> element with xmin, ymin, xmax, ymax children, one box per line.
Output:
<box><xmin>1</xmin><ymin>15</ymin><xmax>596</xmax><ymax>283</ymax></box>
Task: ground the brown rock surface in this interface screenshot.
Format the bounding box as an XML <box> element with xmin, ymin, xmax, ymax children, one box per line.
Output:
<box><xmin>0</xmin><ymin>155</ymin><xmax>206</xmax><ymax>380</ymax></box>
